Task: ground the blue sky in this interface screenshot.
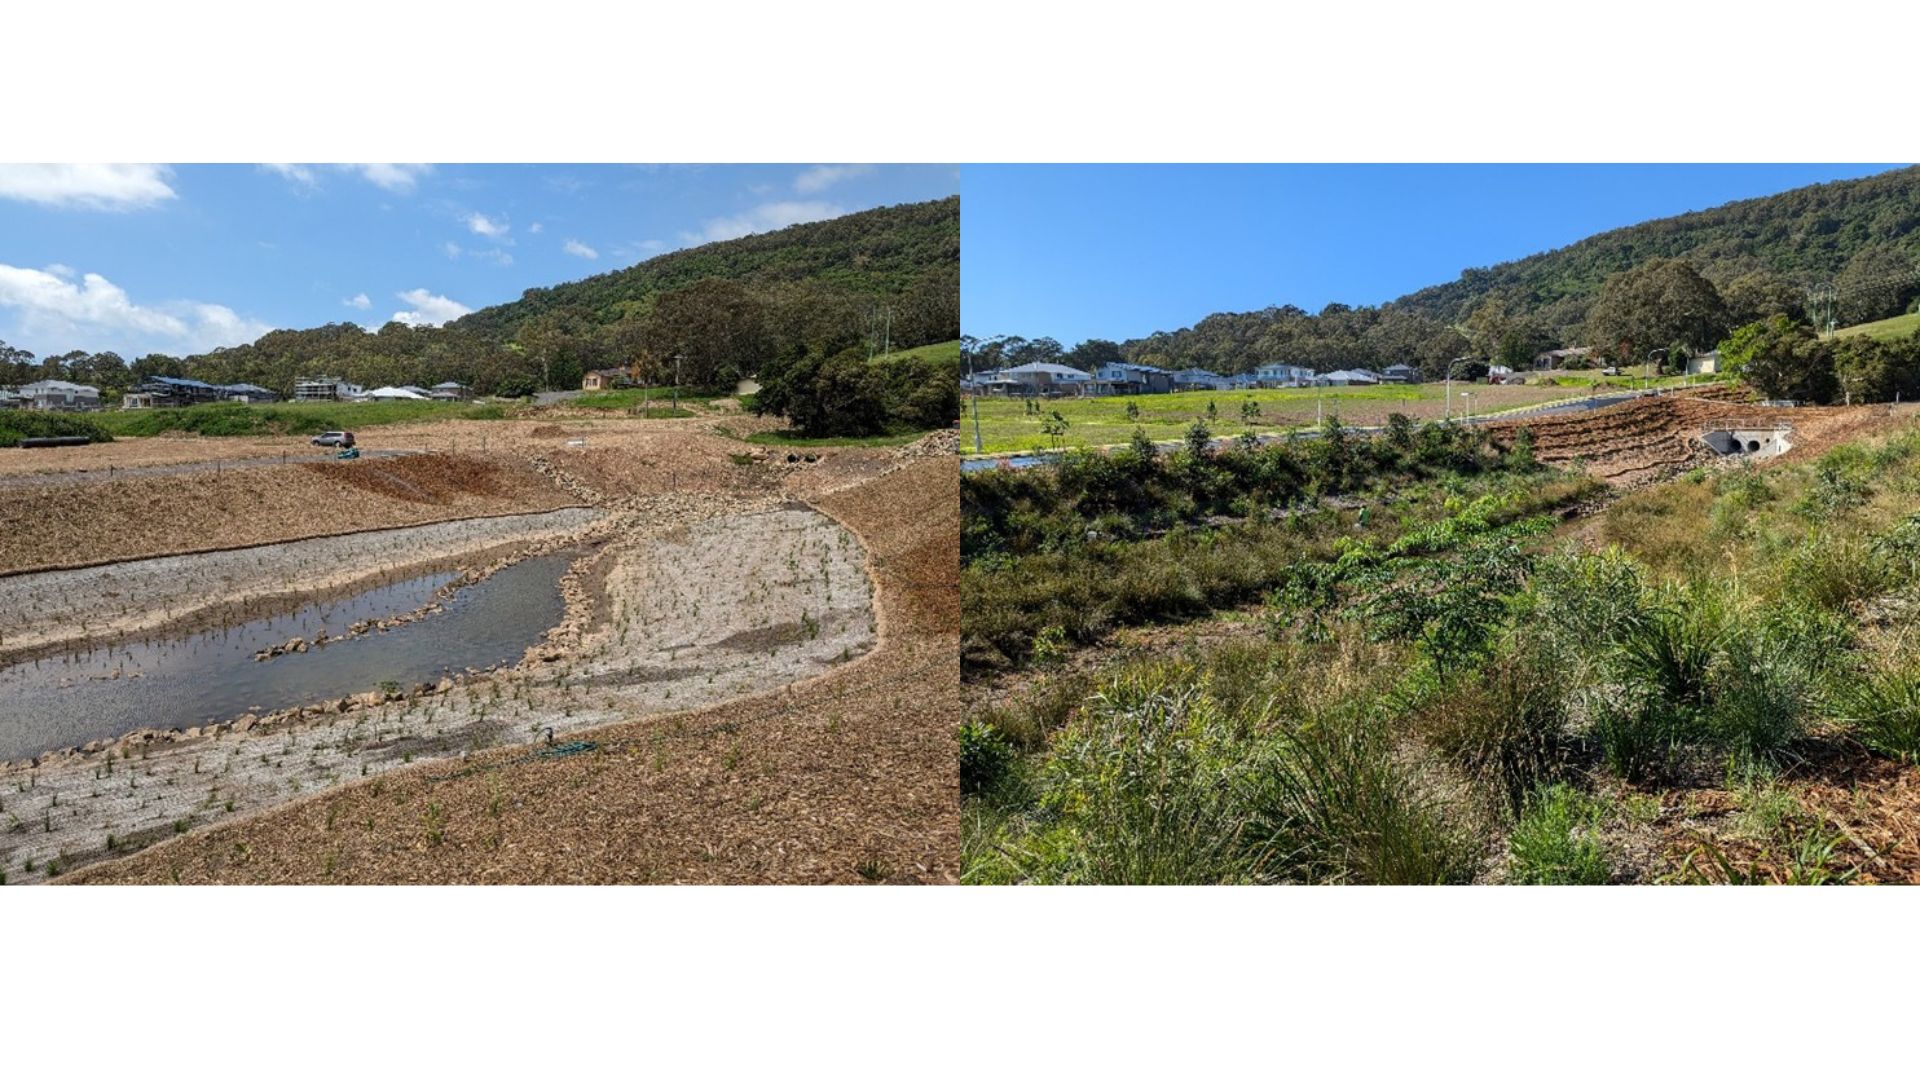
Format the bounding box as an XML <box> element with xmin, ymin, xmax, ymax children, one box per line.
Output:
<box><xmin>0</xmin><ymin>164</ymin><xmax>958</xmax><ymax>359</ymax></box>
<box><xmin>961</xmin><ymin>164</ymin><xmax>1910</xmax><ymax>346</ymax></box>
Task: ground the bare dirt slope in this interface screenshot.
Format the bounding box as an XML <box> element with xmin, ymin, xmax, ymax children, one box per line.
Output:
<box><xmin>0</xmin><ymin>453</ymin><xmax>581</xmax><ymax>575</ymax></box>
<box><xmin>72</xmin><ymin>456</ymin><xmax>960</xmax><ymax>885</ymax></box>
<box><xmin>1481</xmin><ymin>390</ymin><xmax>1903</xmax><ymax>487</ymax></box>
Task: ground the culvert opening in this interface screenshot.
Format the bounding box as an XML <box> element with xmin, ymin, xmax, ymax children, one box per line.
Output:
<box><xmin>1702</xmin><ymin>429</ymin><xmax>1791</xmax><ymax>460</ymax></box>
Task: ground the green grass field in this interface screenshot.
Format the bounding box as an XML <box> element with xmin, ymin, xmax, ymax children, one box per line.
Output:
<box><xmin>571</xmin><ymin>389</ymin><xmax>725</xmax><ymax>411</ymax></box>
<box><xmin>92</xmin><ymin>399</ymin><xmax>511</xmax><ymax>438</ymax></box>
<box><xmin>744</xmin><ymin>428</ymin><xmax>935</xmax><ymax>448</ymax></box>
<box><xmin>1836</xmin><ymin>311</ymin><xmax>1920</xmax><ymax>342</ymax></box>
<box><xmin>960</xmin><ymin>377</ymin><xmax>1698</xmax><ymax>455</ymax></box>
<box><xmin>874</xmin><ymin>340</ymin><xmax>961</xmax><ymax>366</ymax></box>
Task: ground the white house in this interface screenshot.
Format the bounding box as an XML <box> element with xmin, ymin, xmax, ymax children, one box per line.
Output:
<box><xmin>1000</xmin><ymin>361</ymin><xmax>1094</xmax><ymax>396</ymax></box>
<box><xmin>19</xmin><ymin>379</ymin><xmax>102</xmax><ymax>411</ymax></box>
<box><xmin>365</xmin><ymin>385</ymin><xmax>431</xmax><ymax>401</ymax></box>
<box><xmin>1170</xmin><ymin>368</ymin><xmax>1232</xmax><ymax>392</ymax></box>
<box><xmin>294</xmin><ymin>376</ymin><xmax>364</xmax><ymax>402</ymax></box>
<box><xmin>1323</xmin><ymin>369</ymin><xmax>1381</xmax><ymax>386</ymax></box>
<box><xmin>1254</xmin><ymin>363</ymin><xmax>1315</xmax><ymax>387</ymax></box>
<box><xmin>1687</xmin><ymin>350</ymin><xmax>1721</xmax><ymax>376</ymax></box>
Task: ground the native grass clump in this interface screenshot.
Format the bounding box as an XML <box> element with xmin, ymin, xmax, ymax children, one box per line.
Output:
<box><xmin>963</xmin><ymin>415</ymin><xmax>1920</xmax><ymax>885</ymax></box>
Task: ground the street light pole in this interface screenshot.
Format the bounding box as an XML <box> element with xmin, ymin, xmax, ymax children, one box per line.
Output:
<box><xmin>1445</xmin><ymin>357</ymin><xmax>1475</xmax><ymax>421</ymax></box>
<box><xmin>966</xmin><ymin>349</ymin><xmax>984</xmax><ymax>453</ymax></box>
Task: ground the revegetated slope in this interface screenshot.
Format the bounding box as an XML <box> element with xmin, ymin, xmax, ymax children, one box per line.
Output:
<box><xmin>74</xmin><ymin>453</ymin><xmax>960</xmax><ymax>884</ymax></box>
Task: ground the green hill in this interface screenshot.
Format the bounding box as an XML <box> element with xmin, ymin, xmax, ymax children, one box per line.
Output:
<box><xmin>450</xmin><ymin>196</ymin><xmax>959</xmax><ymax>341</ymax></box>
<box><xmin>151</xmin><ymin>197</ymin><xmax>958</xmax><ymax>399</ymax></box>
<box><xmin>1390</xmin><ymin>166</ymin><xmax>1920</xmax><ymax>331</ymax></box>
<box><xmin>1091</xmin><ymin>167</ymin><xmax>1920</xmax><ymax>379</ymax></box>
<box><xmin>1836</xmin><ymin>310</ymin><xmax>1920</xmax><ymax>342</ymax></box>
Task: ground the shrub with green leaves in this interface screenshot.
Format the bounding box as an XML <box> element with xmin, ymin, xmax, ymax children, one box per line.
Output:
<box><xmin>1507</xmin><ymin>784</ymin><xmax>1610</xmax><ymax>885</ymax></box>
<box><xmin>958</xmin><ymin>720</ymin><xmax>1018</xmax><ymax>798</ymax></box>
<box><xmin>1834</xmin><ymin>665</ymin><xmax>1920</xmax><ymax>764</ymax></box>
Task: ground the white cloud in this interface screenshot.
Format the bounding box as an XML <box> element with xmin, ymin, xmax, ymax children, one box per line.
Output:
<box><xmin>344</xmin><ymin>293</ymin><xmax>371</xmax><ymax>310</ymax></box>
<box><xmin>0</xmin><ymin>262</ymin><xmax>271</xmax><ymax>355</ymax></box>
<box><xmin>466</xmin><ymin>212</ymin><xmax>509</xmax><ymax>238</ymax></box>
<box><xmin>528</xmin><ymin>222</ymin><xmax>544</xmax><ymax>234</ymax></box>
<box><xmin>687</xmin><ymin>201</ymin><xmax>843</xmax><ymax>244</ymax></box>
<box><xmin>563</xmin><ymin>239</ymin><xmax>598</xmax><ymax>259</ymax></box>
<box><xmin>794</xmin><ymin>164</ymin><xmax>873</xmax><ymax>194</ymax></box>
<box><xmin>262</xmin><ymin>164</ymin><xmax>431</xmax><ymax>193</ymax></box>
<box><xmin>442</xmin><ymin>241</ymin><xmax>463</xmax><ymax>260</ymax></box>
<box><xmin>0</xmin><ymin>164</ymin><xmax>176</xmax><ymax>210</ymax></box>
<box><xmin>471</xmin><ymin>248</ymin><xmax>514</xmax><ymax>267</ymax></box>
<box><xmin>389</xmin><ymin>288</ymin><xmax>471</xmax><ymax>328</ymax></box>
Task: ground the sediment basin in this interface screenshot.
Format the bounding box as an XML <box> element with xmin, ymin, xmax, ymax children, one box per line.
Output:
<box><xmin>0</xmin><ymin>554</ymin><xmax>574</xmax><ymax>762</ymax></box>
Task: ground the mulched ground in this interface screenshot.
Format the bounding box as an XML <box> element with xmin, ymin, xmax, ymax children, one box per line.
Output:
<box><xmin>70</xmin><ymin>456</ymin><xmax>960</xmax><ymax>885</ymax></box>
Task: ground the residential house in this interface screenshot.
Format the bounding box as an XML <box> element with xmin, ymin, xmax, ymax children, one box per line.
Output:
<box><xmin>365</xmin><ymin>385</ymin><xmax>431</xmax><ymax>400</ymax></box>
<box><xmin>1687</xmin><ymin>350</ymin><xmax>1720</xmax><ymax>376</ymax></box>
<box><xmin>581</xmin><ymin>368</ymin><xmax>632</xmax><ymax>392</ymax></box>
<box><xmin>294</xmin><ymin>376</ymin><xmax>364</xmax><ymax>402</ymax></box>
<box><xmin>1170</xmin><ymin>368</ymin><xmax>1232</xmax><ymax>392</ymax></box>
<box><xmin>428</xmin><ymin>381</ymin><xmax>471</xmax><ymax>401</ymax></box>
<box><xmin>0</xmin><ymin>389</ymin><xmax>23</xmax><ymax>410</ymax></box>
<box><xmin>1534</xmin><ymin>347</ymin><xmax>1593</xmax><ymax>370</ymax></box>
<box><xmin>1253</xmin><ymin>362</ymin><xmax>1315</xmax><ymax>387</ymax></box>
<box><xmin>1323</xmin><ymin>369</ymin><xmax>1381</xmax><ymax>386</ymax></box>
<box><xmin>1001</xmin><ymin>361</ymin><xmax>1095</xmax><ymax>396</ymax></box>
<box><xmin>1091</xmin><ymin>361</ymin><xmax>1173</xmax><ymax>395</ymax></box>
<box><xmin>19</xmin><ymin>380</ymin><xmax>102</xmax><ymax>411</ymax></box>
<box><xmin>1381</xmin><ymin>363</ymin><xmax>1421</xmax><ymax>384</ymax></box>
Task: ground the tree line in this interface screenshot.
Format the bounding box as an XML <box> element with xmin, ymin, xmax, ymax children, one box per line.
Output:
<box><xmin>969</xmin><ymin>167</ymin><xmax>1920</xmax><ymax>381</ymax></box>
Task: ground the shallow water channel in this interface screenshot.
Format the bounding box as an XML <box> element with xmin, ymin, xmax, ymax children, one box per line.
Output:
<box><xmin>0</xmin><ymin>553</ymin><xmax>574</xmax><ymax>761</ymax></box>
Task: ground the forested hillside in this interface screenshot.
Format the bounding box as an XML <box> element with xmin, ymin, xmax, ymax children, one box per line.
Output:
<box><xmin>971</xmin><ymin>167</ymin><xmax>1920</xmax><ymax>379</ymax></box>
<box><xmin>3</xmin><ymin>197</ymin><xmax>959</xmax><ymax>398</ymax></box>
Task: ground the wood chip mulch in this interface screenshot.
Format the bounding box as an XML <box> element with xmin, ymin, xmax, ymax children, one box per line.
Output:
<box><xmin>69</xmin><ymin>457</ymin><xmax>960</xmax><ymax>885</ymax></box>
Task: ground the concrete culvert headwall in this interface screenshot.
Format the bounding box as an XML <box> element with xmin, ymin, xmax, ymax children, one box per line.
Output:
<box><xmin>1702</xmin><ymin>428</ymin><xmax>1792</xmax><ymax>460</ymax></box>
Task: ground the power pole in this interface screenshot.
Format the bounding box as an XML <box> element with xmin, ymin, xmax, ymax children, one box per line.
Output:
<box><xmin>883</xmin><ymin>307</ymin><xmax>892</xmax><ymax>359</ymax></box>
<box><xmin>672</xmin><ymin>353</ymin><xmax>683</xmax><ymax>414</ymax></box>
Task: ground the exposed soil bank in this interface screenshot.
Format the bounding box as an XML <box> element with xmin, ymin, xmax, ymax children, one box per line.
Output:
<box><xmin>0</xmin><ymin>507</ymin><xmax>605</xmax><ymax>666</ymax></box>
<box><xmin>0</xmin><ymin>452</ymin><xmax>581</xmax><ymax>575</ymax></box>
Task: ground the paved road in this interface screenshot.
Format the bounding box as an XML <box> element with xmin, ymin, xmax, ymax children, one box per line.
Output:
<box><xmin>0</xmin><ymin>448</ymin><xmax>423</xmax><ymax>490</ymax></box>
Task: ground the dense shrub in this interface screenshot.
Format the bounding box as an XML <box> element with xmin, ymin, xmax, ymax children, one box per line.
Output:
<box><xmin>958</xmin><ymin>719</ymin><xmax>1018</xmax><ymax>798</ymax></box>
<box><xmin>0</xmin><ymin>411</ymin><xmax>113</xmax><ymax>447</ymax></box>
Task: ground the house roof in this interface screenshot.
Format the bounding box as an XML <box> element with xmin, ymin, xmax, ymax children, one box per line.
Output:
<box><xmin>21</xmin><ymin>380</ymin><xmax>98</xmax><ymax>393</ymax></box>
<box><xmin>1002</xmin><ymin>362</ymin><xmax>1090</xmax><ymax>378</ymax></box>
<box><xmin>432</xmin><ymin>381</ymin><xmax>468</xmax><ymax>389</ymax></box>
<box><xmin>365</xmin><ymin>386</ymin><xmax>429</xmax><ymax>399</ymax></box>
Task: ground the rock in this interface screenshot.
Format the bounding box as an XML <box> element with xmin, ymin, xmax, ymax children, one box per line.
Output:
<box><xmin>232</xmin><ymin>715</ymin><xmax>257</xmax><ymax>733</ymax></box>
<box><xmin>183</xmin><ymin>726</ymin><xmax>202</xmax><ymax>739</ymax></box>
<box><xmin>295</xmin><ymin>641</ymin><xmax>309</xmax><ymax>653</ymax></box>
<box><xmin>335</xmin><ymin>697</ymin><xmax>354</xmax><ymax>713</ymax></box>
